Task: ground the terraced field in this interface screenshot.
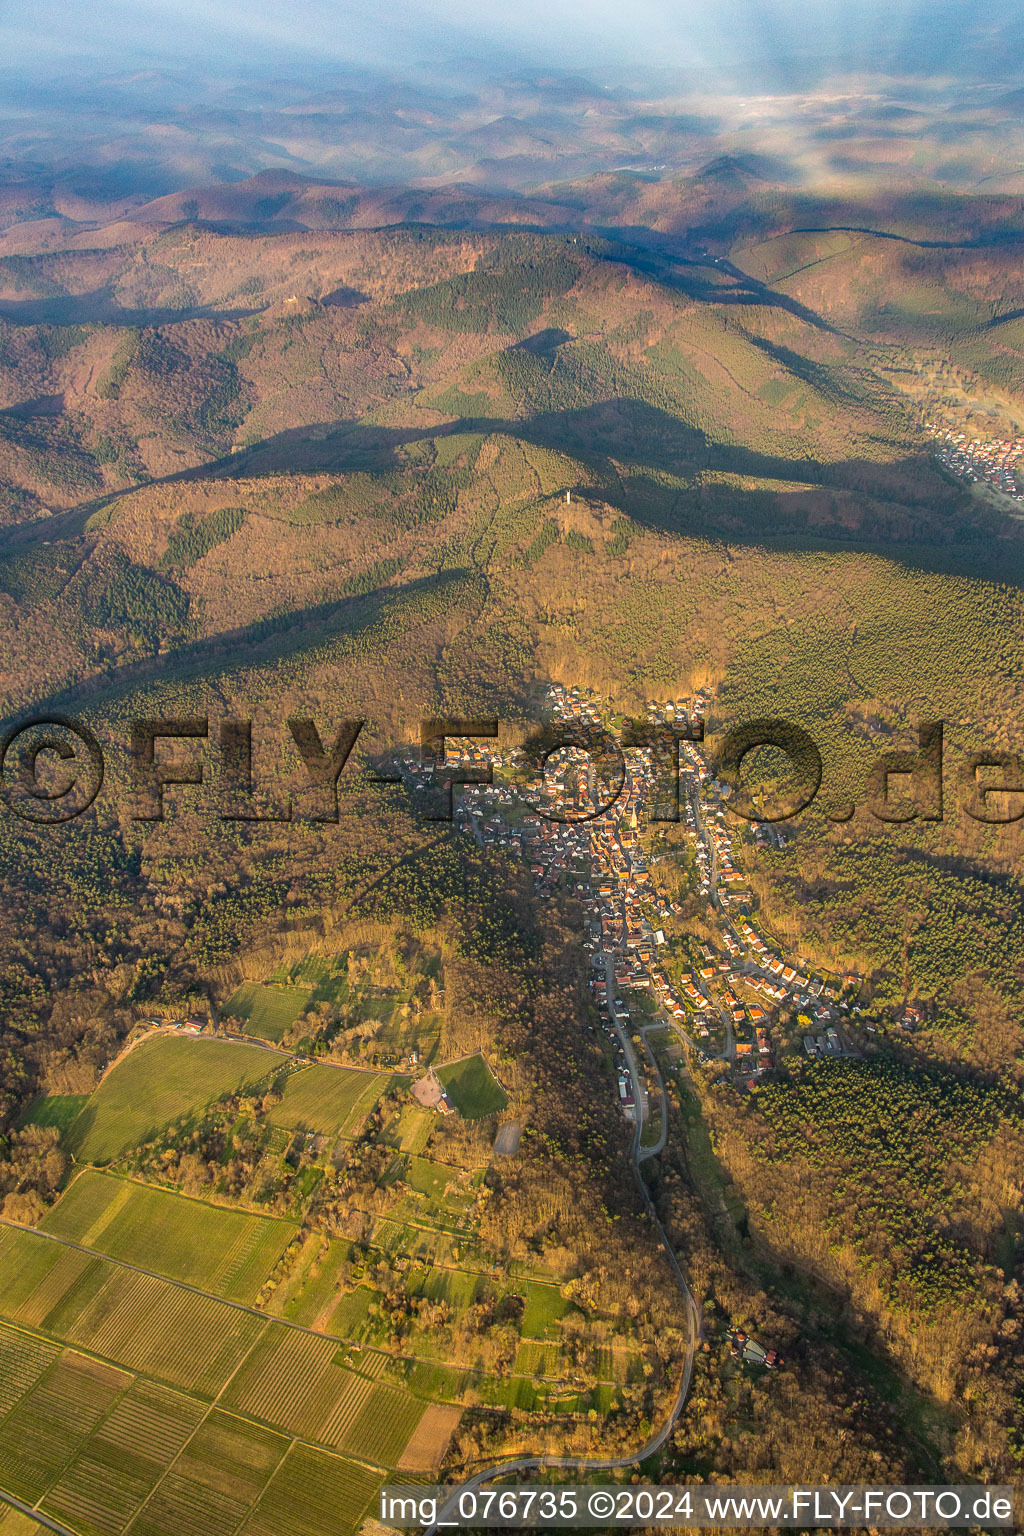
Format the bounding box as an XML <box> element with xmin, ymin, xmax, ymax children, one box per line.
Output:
<box><xmin>41</xmin><ymin>1172</ymin><xmax>296</xmax><ymax>1303</ymax></box>
<box><xmin>65</xmin><ymin>1036</ymin><xmax>274</xmax><ymax>1164</ymax></box>
<box><xmin>265</xmin><ymin>1064</ymin><xmax>386</xmax><ymax>1138</ymax></box>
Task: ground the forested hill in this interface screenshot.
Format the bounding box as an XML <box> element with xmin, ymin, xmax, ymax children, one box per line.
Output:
<box><xmin>2</xmin><ymin>195</ymin><xmax>1024</xmax><ymax>1499</ymax></box>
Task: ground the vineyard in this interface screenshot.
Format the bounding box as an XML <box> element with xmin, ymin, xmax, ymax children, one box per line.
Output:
<box><xmin>65</xmin><ymin>1037</ymin><xmax>274</xmax><ymax>1165</ymax></box>
<box><xmin>266</xmin><ymin>1065</ymin><xmax>387</xmax><ymax>1138</ymax></box>
<box><xmin>223</xmin><ymin>983</ymin><xmax>312</xmax><ymax>1044</ymax></box>
<box><xmin>41</xmin><ymin>1171</ymin><xmax>296</xmax><ymax>1303</ymax></box>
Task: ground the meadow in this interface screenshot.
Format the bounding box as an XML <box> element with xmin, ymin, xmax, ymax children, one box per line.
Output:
<box><xmin>435</xmin><ymin>1054</ymin><xmax>508</xmax><ymax>1119</ymax></box>
<box><xmin>17</xmin><ymin>1095</ymin><xmax>88</xmax><ymax>1136</ymax></box>
<box><xmin>65</xmin><ymin>1036</ymin><xmax>273</xmax><ymax>1164</ymax></box>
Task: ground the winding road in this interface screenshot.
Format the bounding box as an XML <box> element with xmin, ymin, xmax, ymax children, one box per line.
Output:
<box><xmin>421</xmin><ymin>951</ymin><xmax>701</xmax><ymax>1536</ymax></box>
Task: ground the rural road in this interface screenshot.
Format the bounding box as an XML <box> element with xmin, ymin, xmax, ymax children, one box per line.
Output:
<box><xmin>0</xmin><ymin>1489</ymin><xmax>77</xmax><ymax>1536</ymax></box>
<box><xmin>420</xmin><ymin>955</ymin><xmax>701</xmax><ymax>1536</ymax></box>
<box><xmin>637</xmin><ymin>1025</ymin><xmax>669</xmax><ymax>1162</ymax></box>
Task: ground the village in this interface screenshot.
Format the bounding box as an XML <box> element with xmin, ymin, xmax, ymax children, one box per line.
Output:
<box><xmin>388</xmin><ymin>685</ymin><xmax>863</xmax><ymax>1141</ymax></box>
<box><xmin>925</xmin><ymin>421</ymin><xmax>1024</xmax><ymax>504</ymax></box>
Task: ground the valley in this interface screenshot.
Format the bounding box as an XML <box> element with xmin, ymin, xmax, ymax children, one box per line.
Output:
<box><xmin>2</xmin><ymin>152</ymin><xmax>1024</xmax><ymax>1531</ymax></box>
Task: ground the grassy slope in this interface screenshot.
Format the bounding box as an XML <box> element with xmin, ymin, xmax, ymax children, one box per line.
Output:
<box><xmin>66</xmin><ymin>1037</ymin><xmax>274</xmax><ymax>1164</ymax></box>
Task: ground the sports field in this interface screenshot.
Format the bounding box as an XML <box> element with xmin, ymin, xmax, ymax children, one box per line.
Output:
<box><xmin>435</xmin><ymin>1054</ymin><xmax>508</xmax><ymax>1118</ymax></box>
<box><xmin>223</xmin><ymin>982</ymin><xmax>312</xmax><ymax>1043</ymax></box>
<box><xmin>41</xmin><ymin>1171</ymin><xmax>296</xmax><ymax>1303</ymax></box>
<box><xmin>266</xmin><ymin>1064</ymin><xmax>385</xmax><ymax>1137</ymax></box>
<box><xmin>65</xmin><ymin>1035</ymin><xmax>273</xmax><ymax>1164</ymax></box>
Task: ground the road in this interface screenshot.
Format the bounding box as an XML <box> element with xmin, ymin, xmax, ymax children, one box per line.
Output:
<box><xmin>637</xmin><ymin>1025</ymin><xmax>668</xmax><ymax>1161</ymax></box>
<box><xmin>422</xmin><ymin>952</ymin><xmax>701</xmax><ymax>1536</ymax></box>
<box><xmin>0</xmin><ymin>1489</ymin><xmax>76</xmax><ymax>1536</ymax></box>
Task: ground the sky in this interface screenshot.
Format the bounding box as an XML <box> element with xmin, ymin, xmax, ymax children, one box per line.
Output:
<box><xmin>8</xmin><ymin>0</ymin><xmax>1024</xmax><ymax>86</ymax></box>
<box><xmin>4</xmin><ymin>1</ymin><xmax>1024</xmax><ymax>201</ymax></box>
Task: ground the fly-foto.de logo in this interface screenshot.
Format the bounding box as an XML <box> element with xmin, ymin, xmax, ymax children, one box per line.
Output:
<box><xmin>0</xmin><ymin>712</ymin><xmax>1019</xmax><ymax>828</ymax></box>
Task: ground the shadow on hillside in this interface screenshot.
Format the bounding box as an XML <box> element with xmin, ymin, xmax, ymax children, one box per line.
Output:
<box><xmin>6</xmin><ymin>396</ymin><xmax>1024</xmax><ymax>587</ymax></box>
<box><xmin>202</xmin><ymin>396</ymin><xmax>970</xmax><ymax>524</ymax></box>
<box><xmin>0</xmin><ymin>287</ymin><xmax>266</xmax><ymax>327</ymax></box>
<box><xmin>377</xmin><ymin>217</ymin><xmax>849</xmax><ymax>335</ymax></box>
<box><xmin>17</xmin><ymin>568</ymin><xmax>482</xmax><ymax>722</ymax></box>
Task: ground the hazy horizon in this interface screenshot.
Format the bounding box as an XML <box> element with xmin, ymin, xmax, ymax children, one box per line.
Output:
<box><xmin>4</xmin><ymin>2</ymin><xmax>1024</xmax><ymax>204</ymax></box>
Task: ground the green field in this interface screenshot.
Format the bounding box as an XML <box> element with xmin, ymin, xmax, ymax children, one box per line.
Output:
<box><xmin>0</xmin><ymin>1223</ymin><xmax>424</xmax><ymax>1478</ymax></box>
<box><xmin>435</xmin><ymin>1054</ymin><xmax>508</xmax><ymax>1119</ymax></box>
<box><xmin>66</xmin><ymin>1036</ymin><xmax>273</xmax><ymax>1164</ymax></box>
<box><xmin>0</xmin><ymin>1335</ymin><xmax>382</xmax><ymax>1536</ymax></box>
<box><xmin>0</xmin><ymin>1506</ymin><xmax>46</xmax><ymax>1534</ymax></box>
<box><xmin>405</xmin><ymin>1157</ymin><xmax>456</xmax><ymax>1199</ymax></box>
<box><xmin>0</xmin><ymin>1224</ymin><xmax>266</xmax><ymax>1398</ymax></box>
<box><xmin>521</xmin><ymin>1281</ymin><xmax>574</xmax><ymax>1338</ymax></box>
<box><xmin>17</xmin><ymin>1095</ymin><xmax>89</xmax><ymax>1135</ymax></box>
<box><xmin>270</xmin><ymin>1239</ymin><xmax>354</xmax><ymax>1329</ymax></box>
<box><xmin>223</xmin><ymin>982</ymin><xmax>312</xmax><ymax>1043</ymax></box>
<box><xmin>384</xmin><ymin>1104</ymin><xmax>434</xmax><ymax>1155</ymax></box>
<box><xmin>127</xmin><ymin>1410</ymin><xmax>288</xmax><ymax>1536</ymax></box>
<box><xmin>41</xmin><ymin>1171</ymin><xmax>296</xmax><ymax>1303</ymax></box>
<box><xmin>239</xmin><ymin>1443</ymin><xmax>382</xmax><ymax>1536</ymax></box>
<box><xmin>266</xmin><ymin>1065</ymin><xmax>385</xmax><ymax>1137</ymax></box>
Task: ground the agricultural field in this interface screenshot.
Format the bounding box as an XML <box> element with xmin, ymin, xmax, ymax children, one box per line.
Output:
<box><xmin>0</xmin><ymin>1223</ymin><xmax>438</xmax><ymax>1466</ymax></box>
<box><xmin>17</xmin><ymin>1095</ymin><xmax>89</xmax><ymax>1136</ymax></box>
<box><xmin>239</xmin><ymin>1443</ymin><xmax>383</xmax><ymax>1536</ymax></box>
<box><xmin>0</xmin><ymin>1321</ymin><xmax>384</xmax><ymax>1536</ymax></box>
<box><xmin>435</xmin><ymin>1054</ymin><xmax>508</xmax><ymax>1119</ymax></box>
<box><xmin>0</xmin><ymin>1507</ymin><xmax>44</xmax><ymax>1534</ymax></box>
<box><xmin>521</xmin><ymin>1280</ymin><xmax>575</xmax><ymax>1339</ymax></box>
<box><xmin>65</xmin><ymin>1036</ymin><xmax>274</xmax><ymax>1164</ymax></box>
<box><xmin>265</xmin><ymin>1237</ymin><xmax>355</xmax><ymax>1329</ymax></box>
<box><xmin>222</xmin><ymin>1330</ymin><xmax>427</xmax><ymax>1463</ymax></box>
<box><xmin>0</xmin><ymin>1223</ymin><xmax>443</xmax><ymax>1482</ymax></box>
<box><xmin>382</xmin><ymin>1104</ymin><xmax>434</xmax><ymax>1155</ymax></box>
<box><xmin>40</xmin><ymin>1171</ymin><xmax>296</xmax><ymax>1303</ymax></box>
<box><xmin>0</xmin><ymin>1225</ymin><xmax>266</xmax><ymax>1397</ymax></box>
<box><xmin>223</xmin><ymin>982</ymin><xmax>312</xmax><ymax>1043</ymax></box>
<box><xmin>125</xmin><ymin>1411</ymin><xmax>289</xmax><ymax>1536</ymax></box>
<box><xmin>265</xmin><ymin>1064</ymin><xmax>386</xmax><ymax>1138</ymax></box>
